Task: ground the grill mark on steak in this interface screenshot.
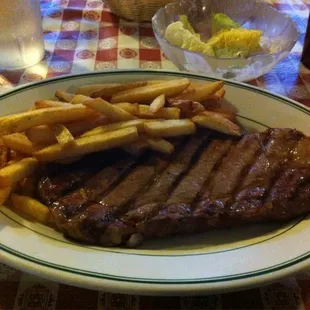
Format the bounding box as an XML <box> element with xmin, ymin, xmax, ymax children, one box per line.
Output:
<box><xmin>224</xmin><ymin>129</ymin><xmax>304</xmax><ymax>223</ymax></box>
<box><xmin>234</xmin><ymin>129</ymin><xmax>303</xmax><ymax>203</ymax></box>
<box><xmin>124</xmin><ymin>138</ymin><xmax>186</xmax><ymax>202</ymax></box>
<box><xmin>223</xmin><ymin>129</ymin><xmax>303</xmax><ymax>223</ymax></box>
<box><xmin>99</xmin><ymin>157</ymin><xmax>163</xmax><ymax>209</ymax></box>
<box><xmin>54</xmin><ymin>156</ymin><xmax>162</xmax><ymax>244</ymax></box>
<box><xmin>166</xmin><ymin>137</ymin><xmax>223</xmax><ymax>205</ymax></box>
<box><xmin>54</xmin><ymin>203</ymin><xmax>113</xmax><ymax>243</ymax></box>
<box><xmin>52</xmin><ymin>154</ymin><xmax>137</xmax><ymax>220</ymax></box>
<box><xmin>134</xmin><ymin>130</ymin><xmax>307</xmax><ymax>242</ymax></box>
<box><xmin>85</xmin><ymin>157</ymin><xmax>138</xmax><ymax>202</ymax></box>
<box><xmin>37</xmin><ymin>150</ymin><xmax>121</xmax><ymax>205</ymax></box>
<box><xmin>51</xmin><ymin>142</ymin><xmax>180</xmax><ymax>245</ymax></box>
<box><xmin>38</xmin><ymin>170</ymin><xmax>93</xmax><ymax>206</ymax></box>
<box><xmin>96</xmin><ymin>134</ymin><xmax>210</xmax><ymax>246</ymax></box>
<box><xmin>97</xmin><ymin>157</ymin><xmax>166</xmax><ymax>245</ymax></box>
<box><xmin>37</xmin><ymin>128</ymin><xmax>310</xmax><ymax>247</ymax></box>
<box><xmin>264</xmin><ymin>137</ymin><xmax>310</xmax><ymax>220</ymax></box>
<box><xmin>140</xmin><ymin>138</ymin><xmax>232</xmax><ymax>238</ymax></box>
<box><xmin>265</xmin><ymin>168</ymin><xmax>310</xmax><ymax>220</ymax></box>
<box><xmin>122</xmin><ymin>134</ymin><xmax>208</xmax><ymax>225</ymax></box>
<box><xmin>141</xmin><ymin>133</ymin><xmax>267</xmax><ymax>238</ymax></box>
<box><xmin>193</xmin><ymin>132</ymin><xmax>269</xmax><ymax>218</ymax></box>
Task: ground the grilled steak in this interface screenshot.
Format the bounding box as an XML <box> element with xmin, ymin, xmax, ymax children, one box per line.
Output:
<box><xmin>36</xmin><ymin>128</ymin><xmax>310</xmax><ymax>247</ymax></box>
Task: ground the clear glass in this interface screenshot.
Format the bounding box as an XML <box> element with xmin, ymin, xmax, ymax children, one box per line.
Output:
<box><xmin>152</xmin><ymin>0</ymin><xmax>299</xmax><ymax>82</ymax></box>
<box><xmin>0</xmin><ymin>0</ymin><xmax>44</xmax><ymax>70</ymax></box>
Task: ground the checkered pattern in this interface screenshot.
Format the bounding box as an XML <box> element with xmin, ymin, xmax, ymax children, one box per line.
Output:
<box><xmin>0</xmin><ymin>0</ymin><xmax>179</xmax><ymax>89</ymax></box>
<box><xmin>0</xmin><ymin>0</ymin><xmax>309</xmax><ymax>104</ymax></box>
<box><xmin>0</xmin><ymin>0</ymin><xmax>310</xmax><ymax>309</ymax></box>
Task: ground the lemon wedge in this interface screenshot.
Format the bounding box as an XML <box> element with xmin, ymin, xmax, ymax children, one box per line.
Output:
<box><xmin>205</xmin><ymin>28</ymin><xmax>263</xmax><ymax>57</ymax></box>
<box><xmin>164</xmin><ymin>14</ymin><xmax>263</xmax><ymax>58</ymax></box>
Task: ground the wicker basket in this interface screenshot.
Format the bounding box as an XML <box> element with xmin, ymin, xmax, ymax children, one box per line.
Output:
<box><xmin>105</xmin><ymin>0</ymin><xmax>175</xmax><ymax>22</ymax></box>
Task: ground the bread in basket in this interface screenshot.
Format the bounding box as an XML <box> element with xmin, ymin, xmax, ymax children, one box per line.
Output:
<box><xmin>105</xmin><ymin>0</ymin><xmax>175</xmax><ymax>22</ymax></box>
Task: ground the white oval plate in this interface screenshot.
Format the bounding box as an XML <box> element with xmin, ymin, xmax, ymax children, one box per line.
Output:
<box><xmin>0</xmin><ymin>70</ymin><xmax>309</xmax><ymax>295</ymax></box>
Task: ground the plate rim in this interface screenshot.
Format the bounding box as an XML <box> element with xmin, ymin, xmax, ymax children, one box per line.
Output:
<box><xmin>0</xmin><ymin>69</ymin><xmax>309</xmax><ymax>294</ymax></box>
<box><xmin>0</xmin><ymin>69</ymin><xmax>309</xmax><ymax>114</ymax></box>
<box><xmin>1</xmin><ymin>241</ymin><xmax>310</xmax><ymax>295</ymax></box>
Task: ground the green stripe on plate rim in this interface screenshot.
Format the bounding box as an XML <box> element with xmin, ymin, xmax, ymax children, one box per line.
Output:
<box><xmin>0</xmin><ymin>70</ymin><xmax>309</xmax><ymax>116</ymax></box>
<box><xmin>0</xmin><ymin>70</ymin><xmax>309</xmax><ymax>284</ymax></box>
<box><xmin>0</xmin><ymin>236</ymin><xmax>310</xmax><ymax>284</ymax></box>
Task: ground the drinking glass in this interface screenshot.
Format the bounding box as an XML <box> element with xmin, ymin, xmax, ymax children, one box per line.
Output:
<box><xmin>0</xmin><ymin>0</ymin><xmax>45</xmax><ymax>70</ymax></box>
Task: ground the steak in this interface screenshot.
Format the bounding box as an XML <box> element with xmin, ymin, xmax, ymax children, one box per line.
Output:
<box><xmin>36</xmin><ymin>128</ymin><xmax>310</xmax><ymax>247</ymax></box>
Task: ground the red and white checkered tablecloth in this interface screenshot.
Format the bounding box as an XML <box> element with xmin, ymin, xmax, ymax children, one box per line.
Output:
<box><xmin>1</xmin><ymin>0</ymin><xmax>310</xmax><ymax>309</ymax></box>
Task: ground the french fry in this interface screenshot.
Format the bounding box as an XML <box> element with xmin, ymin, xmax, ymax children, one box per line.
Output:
<box><xmin>90</xmin><ymin>81</ymin><xmax>148</xmax><ymax>99</ymax></box>
<box><xmin>53</xmin><ymin>124</ymin><xmax>75</xmax><ymax>147</ymax></box>
<box><xmin>75</xmin><ymin>83</ymin><xmax>120</xmax><ymax>96</ymax></box>
<box><xmin>189</xmin><ymin>81</ymin><xmax>224</xmax><ymax>93</ymax></box>
<box><xmin>70</xmin><ymin>94</ymin><xmax>90</xmax><ymax>104</ymax></box>
<box><xmin>122</xmin><ymin>140</ymin><xmax>148</xmax><ymax>156</ymax></box>
<box><xmin>146</xmin><ymin>138</ymin><xmax>174</xmax><ymax>154</ymax></box>
<box><xmin>0</xmin><ymin>157</ymin><xmax>38</xmax><ymax>187</ymax></box>
<box><xmin>146</xmin><ymin>80</ymin><xmax>167</xmax><ymax>85</ymax></box>
<box><xmin>65</xmin><ymin>115</ymin><xmax>109</xmax><ymax>134</ymax></box>
<box><xmin>137</xmin><ymin>105</ymin><xmax>180</xmax><ymax>119</ymax></box>
<box><xmin>55</xmin><ymin>90</ymin><xmax>75</xmax><ymax>103</ymax></box>
<box><xmin>0</xmin><ymin>186</ymin><xmax>11</xmax><ymax>205</ymax></box>
<box><xmin>192</xmin><ymin>113</ymin><xmax>241</xmax><ymax>136</ymax></box>
<box><xmin>26</xmin><ymin>126</ymin><xmax>56</xmax><ymax>145</ymax></box>
<box><xmin>200</xmin><ymin>108</ymin><xmax>236</xmax><ymax>122</ymax></box>
<box><xmin>83</xmin><ymin>98</ymin><xmax>135</xmax><ymax>121</ymax></box>
<box><xmin>214</xmin><ymin>87</ymin><xmax>226</xmax><ymax>100</ymax></box>
<box><xmin>82</xmin><ymin>119</ymin><xmax>148</xmax><ymax>137</ymax></box>
<box><xmin>75</xmin><ymin>81</ymin><xmax>166</xmax><ymax>97</ymax></box>
<box><xmin>35</xmin><ymin>100</ymin><xmax>73</xmax><ymax>109</ymax></box>
<box><xmin>187</xmin><ymin>81</ymin><xmax>204</xmax><ymax>91</ymax></box>
<box><xmin>64</xmin><ymin>115</ymin><xmax>109</xmax><ymax>135</ymax></box>
<box><xmin>149</xmin><ymin>94</ymin><xmax>165</xmax><ymax>113</ymax></box>
<box><xmin>175</xmin><ymin>81</ymin><xmax>224</xmax><ymax>102</ymax></box>
<box><xmin>144</xmin><ymin>119</ymin><xmax>196</xmax><ymax>137</ymax></box>
<box><xmin>114</xmin><ymin>103</ymin><xmax>139</xmax><ymax>115</ymax></box>
<box><xmin>7</xmin><ymin>160</ymin><xmax>19</xmax><ymax>165</ymax></box>
<box><xmin>33</xmin><ymin>127</ymin><xmax>139</xmax><ymax>162</ymax></box>
<box><xmin>71</xmin><ymin>95</ymin><xmax>139</xmax><ymax>115</ymax></box>
<box><xmin>200</xmin><ymin>88</ymin><xmax>226</xmax><ymax>109</ymax></box>
<box><xmin>168</xmin><ymin>99</ymin><xmax>205</xmax><ymax>118</ymax></box>
<box><xmin>26</xmin><ymin>115</ymin><xmax>109</xmax><ymax>145</ymax></box>
<box><xmin>0</xmin><ymin>105</ymin><xmax>95</xmax><ymax>136</ymax></box>
<box><xmin>2</xmin><ymin>133</ymin><xmax>43</xmax><ymax>155</ymax></box>
<box><xmin>110</xmin><ymin>78</ymin><xmax>191</xmax><ymax>103</ymax></box>
<box><xmin>11</xmin><ymin>194</ymin><xmax>50</xmax><ymax>223</ymax></box>
<box><xmin>76</xmin><ymin>97</ymin><xmax>141</xmax><ymax>110</ymax></box>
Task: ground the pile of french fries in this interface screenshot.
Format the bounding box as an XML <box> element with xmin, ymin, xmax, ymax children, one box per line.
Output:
<box><xmin>0</xmin><ymin>78</ymin><xmax>241</xmax><ymax>224</ymax></box>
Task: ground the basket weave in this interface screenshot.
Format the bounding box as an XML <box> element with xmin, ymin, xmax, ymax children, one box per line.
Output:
<box><xmin>105</xmin><ymin>0</ymin><xmax>175</xmax><ymax>22</ymax></box>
